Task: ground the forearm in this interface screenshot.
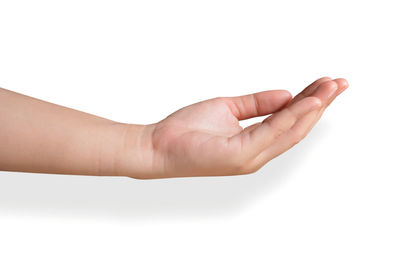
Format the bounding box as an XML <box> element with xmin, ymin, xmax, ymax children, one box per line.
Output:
<box><xmin>0</xmin><ymin>87</ymin><xmax>149</xmax><ymax>177</ymax></box>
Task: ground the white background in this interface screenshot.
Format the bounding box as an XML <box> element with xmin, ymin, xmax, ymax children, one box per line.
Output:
<box><xmin>0</xmin><ymin>0</ymin><xmax>399</xmax><ymax>266</ymax></box>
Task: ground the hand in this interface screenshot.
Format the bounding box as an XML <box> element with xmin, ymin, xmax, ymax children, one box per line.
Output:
<box><xmin>119</xmin><ymin>77</ymin><xmax>348</xmax><ymax>178</ymax></box>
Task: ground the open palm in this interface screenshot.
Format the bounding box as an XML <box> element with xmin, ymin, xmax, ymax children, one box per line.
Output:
<box><xmin>149</xmin><ymin>77</ymin><xmax>348</xmax><ymax>178</ymax></box>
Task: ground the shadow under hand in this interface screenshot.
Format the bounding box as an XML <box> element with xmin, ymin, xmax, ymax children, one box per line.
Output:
<box><xmin>0</xmin><ymin>123</ymin><xmax>329</xmax><ymax>222</ymax></box>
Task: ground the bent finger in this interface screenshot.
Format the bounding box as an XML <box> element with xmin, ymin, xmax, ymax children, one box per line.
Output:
<box><xmin>228</xmin><ymin>96</ymin><xmax>322</xmax><ymax>157</ymax></box>
<box><xmin>289</xmin><ymin>77</ymin><xmax>332</xmax><ymax>105</ymax></box>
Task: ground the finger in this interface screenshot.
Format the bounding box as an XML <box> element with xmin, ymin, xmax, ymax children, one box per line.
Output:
<box><xmin>228</xmin><ymin>96</ymin><xmax>322</xmax><ymax>157</ymax></box>
<box><xmin>304</xmin><ymin>78</ymin><xmax>349</xmax><ymax>134</ymax></box>
<box><xmin>289</xmin><ymin>77</ymin><xmax>332</xmax><ymax>105</ymax></box>
<box><xmin>325</xmin><ymin>78</ymin><xmax>349</xmax><ymax>107</ymax></box>
<box><xmin>241</xmin><ymin>122</ymin><xmax>262</xmax><ymax>135</ymax></box>
<box><xmin>251</xmin><ymin>104</ymin><xmax>324</xmax><ymax>169</ymax></box>
<box><xmin>251</xmin><ymin>80</ymin><xmax>341</xmax><ymax>167</ymax></box>
<box><xmin>309</xmin><ymin>80</ymin><xmax>338</xmax><ymax>105</ymax></box>
<box><xmin>291</xmin><ymin>77</ymin><xmax>348</xmax><ymax>108</ymax></box>
<box><xmin>252</xmin><ymin>110</ymin><xmax>320</xmax><ymax>168</ymax></box>
<box><xmin>333</xmin><ymin>78</ymin><xmax>349</xmax><ymax>94</ymax></box>
<box><xmin>282</xmin><ymin>79</ymin><xmax>347</xmax><ymax>147</ymax></box>
<box><xmin>225</xmin><ymin>90</ymin><xmax>292</xmax><ymax>120</ymax></box>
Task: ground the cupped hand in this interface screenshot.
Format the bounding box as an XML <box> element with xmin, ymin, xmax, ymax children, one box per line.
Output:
<box><xmin>137</xmin><ymin>77</ymin><xmax>348</xmax><ymax>178</ymax></box>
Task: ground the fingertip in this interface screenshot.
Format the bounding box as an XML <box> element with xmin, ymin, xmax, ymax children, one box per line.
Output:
<box><xmin>272</xmin><ymin>89</ymin><xmax>293</xmax><ymax>100</ymax></box>
<box><xmin>318</xmin><ymin>76</ymin><xmax>332</xmax><ymax>82</ymax></box>
<box><xmin>282</xmin><ymin>90</ymin><xmax>293</xmax><ymax>102</ymax></box>
<box><xmin>284</xmin><ymin>90</ymin><xmax>293</xmax><ymax>99</ymax></box>
<box><xmin>333</xmin><ymin>78</ymin><xmax>349</xmax><ymax>90</ymax></box>
<box><xmin>265</xmin><ymin>90</ymin><xmax>293</xmax><ymax>107</ymax></box>
<box><xmin>321</xmin><ymin>80</ymin><xmax>338</xmax><ymax>88</ymax></box>
<box><xmin>300</xmin><ymin>77</ymin><xmax>333</xmax><ymax>98</ymax></box>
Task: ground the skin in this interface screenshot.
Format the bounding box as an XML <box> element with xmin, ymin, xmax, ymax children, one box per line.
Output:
<box><xmin>0</xmin><ymin>77</ymin><xmax>348</xmax><ymax>179</ymax></box>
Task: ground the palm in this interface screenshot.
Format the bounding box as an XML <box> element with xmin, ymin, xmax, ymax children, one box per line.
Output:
<box><xmin>151</xmin><ymin>98</ymin><xmax>243</xmax><ymax>176</ymax></box>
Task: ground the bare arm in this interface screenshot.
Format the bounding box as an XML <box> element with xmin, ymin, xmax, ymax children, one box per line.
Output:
<box><xmin>0</xmin><ymin>77</ymin><xmax>348</xmax><ymax>179</ymax></box>
<box><xmin>0</xmin><ymin>87</ymin><xmax>147</xmax><ymax>176</ymax></box>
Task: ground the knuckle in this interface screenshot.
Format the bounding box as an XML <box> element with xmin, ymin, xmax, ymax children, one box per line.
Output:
<box><xmin>265</xmin><ymin>118</ymin><xmax>285</xmax><ymax>138</ymax></box>
<box><xmin>285</xmin><ymin>107</ymin><xmax>299</xmax><ymax>122</ymax></box>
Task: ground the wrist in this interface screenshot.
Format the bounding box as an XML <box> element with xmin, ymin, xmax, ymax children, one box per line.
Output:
<box><xmin>100</xmin><ymin>122</ymin><xmax>157</xmax><ymax>178</ymax></box>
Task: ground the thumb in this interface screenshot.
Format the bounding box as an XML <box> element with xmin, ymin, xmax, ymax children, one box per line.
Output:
<box><xmin>224</xmin><ymin>90</ymin><xmax>292</xmax><ymax>120</ymax></box>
